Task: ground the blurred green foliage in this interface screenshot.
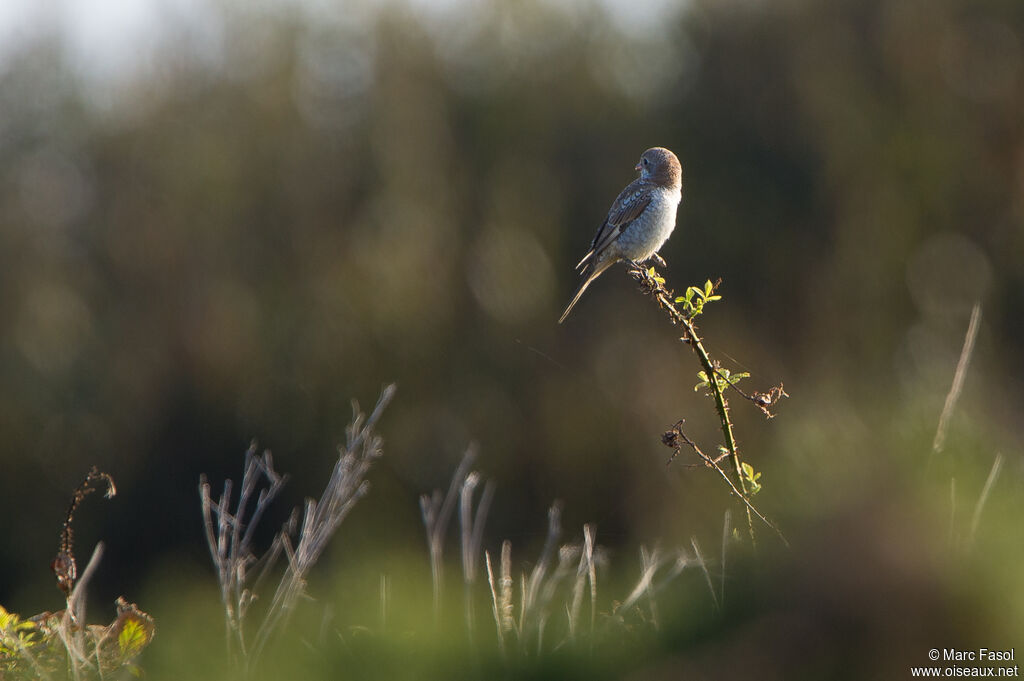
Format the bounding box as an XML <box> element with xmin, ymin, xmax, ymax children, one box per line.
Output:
<box><xmin>0</xmin><ymin>0</ymin><xmax>1022</xmax><ymax>676</ymax></box>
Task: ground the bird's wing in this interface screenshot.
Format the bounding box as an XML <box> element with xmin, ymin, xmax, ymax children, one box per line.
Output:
<box><xmin>575</xmin><ymin>181</ymin><xmax>652</xmax><ymax>270</ymax></box>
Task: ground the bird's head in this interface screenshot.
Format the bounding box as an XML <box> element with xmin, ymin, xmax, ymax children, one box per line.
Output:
<box><xmin>636</xmin><ymin>147</ymin><xmax>682</xmax><ymax>189</ymax></box>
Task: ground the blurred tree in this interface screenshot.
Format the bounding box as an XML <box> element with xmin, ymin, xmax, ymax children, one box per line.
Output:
<box><xmin>0</xmin><ymin>0</ymin><xmax>1020</xmax><ymax>620</ymax></box>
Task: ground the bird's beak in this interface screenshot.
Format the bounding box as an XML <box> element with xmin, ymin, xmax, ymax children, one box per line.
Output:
<box><xmin>635</xmin><ymin>162</ymin><xmax>643</xmax><ymax>171</ymax></box>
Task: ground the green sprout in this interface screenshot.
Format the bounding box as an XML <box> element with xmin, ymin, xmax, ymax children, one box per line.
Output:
<box><xmin>675</xmin><ymin>280</ymin><xmax>722</xmax><ymax>317</ymax></box>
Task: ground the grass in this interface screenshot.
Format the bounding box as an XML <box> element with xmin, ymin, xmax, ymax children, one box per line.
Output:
<box><xmin>189</xmin><ymin>412</ymin><xmax>719</xmax><ymax>679</ymax></box>
<box><xmin>4</xmin><ymin>294</ymin><xmax>1021</xmax><ymax>680</ymax></box>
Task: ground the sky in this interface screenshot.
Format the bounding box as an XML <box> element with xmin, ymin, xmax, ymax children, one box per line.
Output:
<box><xmin>0</xmin><ymin>0</ymin><xmax>684</xmax><ymax>86</ymax></box>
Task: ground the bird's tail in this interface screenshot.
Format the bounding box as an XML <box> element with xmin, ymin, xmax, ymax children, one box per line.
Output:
<box><xmin>558</xmin><ymin>259</ymin><xmax>614</xmax><ymax>324</ymax></box>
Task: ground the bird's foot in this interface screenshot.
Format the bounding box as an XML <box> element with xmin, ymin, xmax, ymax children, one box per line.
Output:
<box><xmin>650</xmin><ymin>253</ymin><xmax>668</xmax><ymax>268</ymax></box>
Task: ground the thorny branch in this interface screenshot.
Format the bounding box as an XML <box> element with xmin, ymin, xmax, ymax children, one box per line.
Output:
<box><xmin>52</xmin><ymin>467</ymin><xmax>116</xmax><ymax>599</ymax></box>
<box><xmin>663</xmin><ymin>422</ymin><xmax>789</xmax><ymax>547</ymax></box>
<box><xmin>629</xmin><ymin>263</ymin><xmax>787</xmax><ymax>547</ymax></box>
<box><xmin>713</xmin><ymin>369</ymin><xmax>788</xmax><ymax>419</ymax></box>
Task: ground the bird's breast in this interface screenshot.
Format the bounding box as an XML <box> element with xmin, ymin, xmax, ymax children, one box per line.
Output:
<box><xmin>617</xmin><ymin>189</ymin><xmax>680</xmax><ymax>260</ymax></box>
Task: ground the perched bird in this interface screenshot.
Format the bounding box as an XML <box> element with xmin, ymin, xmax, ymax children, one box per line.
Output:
<box><xmin>558</xmin><ymin>147</ymin><xmax>683</xmax><ymax>324</ymax></box>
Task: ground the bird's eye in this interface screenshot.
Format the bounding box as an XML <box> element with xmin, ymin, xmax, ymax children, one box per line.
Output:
<box><xmin>642</xmin><ymin>158</ymin><xmax>649</xmax><ymax>166</ymax></box>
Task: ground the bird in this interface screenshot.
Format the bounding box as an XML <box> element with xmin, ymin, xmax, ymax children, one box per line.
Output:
<box><xmin>558</xmin><ymin>146</ymin><xmax>683</xmax><ymax>324</ymax></box>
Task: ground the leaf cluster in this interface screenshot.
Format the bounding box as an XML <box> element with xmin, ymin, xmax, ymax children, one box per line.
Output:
<box><xmin>0</xmin><ymin>599</ymin><xmax>154</xmax><ymax>679</ymax></box>
<box><xmin>675</xmin><ymin>279</ymin><xmax>722</xmax><ymax>318</ymax></box>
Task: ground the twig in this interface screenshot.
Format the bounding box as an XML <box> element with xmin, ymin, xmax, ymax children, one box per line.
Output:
<box><xmin>967</xmin><ymin>453</ymin><xmax>1003</xmax><ymax>551</ymax></box>
<box><xmin>630</xmin><ymin>265</ymin><xmax>768</xmax><ymax>543</ymax></box>
<box><xmin>712</xmin><ymin>367</ymin><xmax>788</xmax><ymax>418</ymax></box>
<box><xmin>52</xmin><ymin>467</ymin><xmax>116</xmax><ymax>600</ymax></box>
<box><xmin>948</xmin><ymin>477</ymin><xmax>957</xmax><ymax>549</ymax></box>
<box><xmin>459</xmin><ymin>469</ymin><xmax>495</xmax><ymax>642</ymax></box>
<box><xmin>484</xmin><ymin>551</ymin><xmax>506</xmax><ymax>658</ymax></box>
<box><xmin>931</xmin><ymin>303</ymin><xmax>982</xmax><ymax>463</ymax></box>
<box><xmin>420</xmin><ymin>445</ymin><xmax>478</xmax><ymax>623</ymax></box>
<box><xmin>614</xmin><ymin>546</ymin><xmax>688</xmax><ymax>627</ymax></box>
<box><xmin>520</xmin><ymin>504</ymin><xmax>572</xmax><ymax>653</ymax></box>
<box><xmin>720</xmin><ymin>510</ymin><xmax>730</xmax><ymax>608</ymax></box>
<box><xmin>664</xmin><ymin>422</ymin><xmax>789</xmax><ymax>548</ymax></box>
<box><xmin>689</xmin><ymin>537</ymin><xmax>718</xmax><ymax>612</ymax></box>
<box><xmin>58</xmin><ymin>542</ymin><xmax>106</xmax><ymax>674</ymax></box>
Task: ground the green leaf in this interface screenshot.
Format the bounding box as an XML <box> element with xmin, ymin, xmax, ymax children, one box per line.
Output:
<box><xmin>0</xmin><ymin>605</ymin><xmax>17</xmax><ymax>630</ymax></box>
<box><xmin>741</xmin><ymin>462</ymin><xmax>762</xmax><ymax>495</ymax></box>
<box><xmin>727</xmin><ymin>371</ymin><xmax>750</xmax><ymax>385</ymax></box>
<box><xmin>741</xmin><ymin>462</ymin><xmax>759</xmax><ymax>480</ymax></box>
<box><xmin>118</xmin><ymin>617</ymin><xmax>152</xmax><ymax>658</ymax></box>
<box><xmin>0</xmin><ymin>607</ymin><xmax>47</xmax><ymax>658</ymax></box>
<box><xmin>694</xmin><ymin>371</ymin><xmax>710</xmax><ymax>390</ymax></box>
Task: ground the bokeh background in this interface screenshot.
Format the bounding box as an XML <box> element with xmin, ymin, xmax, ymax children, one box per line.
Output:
<box><xmin>1</xmin><ymin>0</ymin><xmax>1022</xmax><ymax>677</ymax></box>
